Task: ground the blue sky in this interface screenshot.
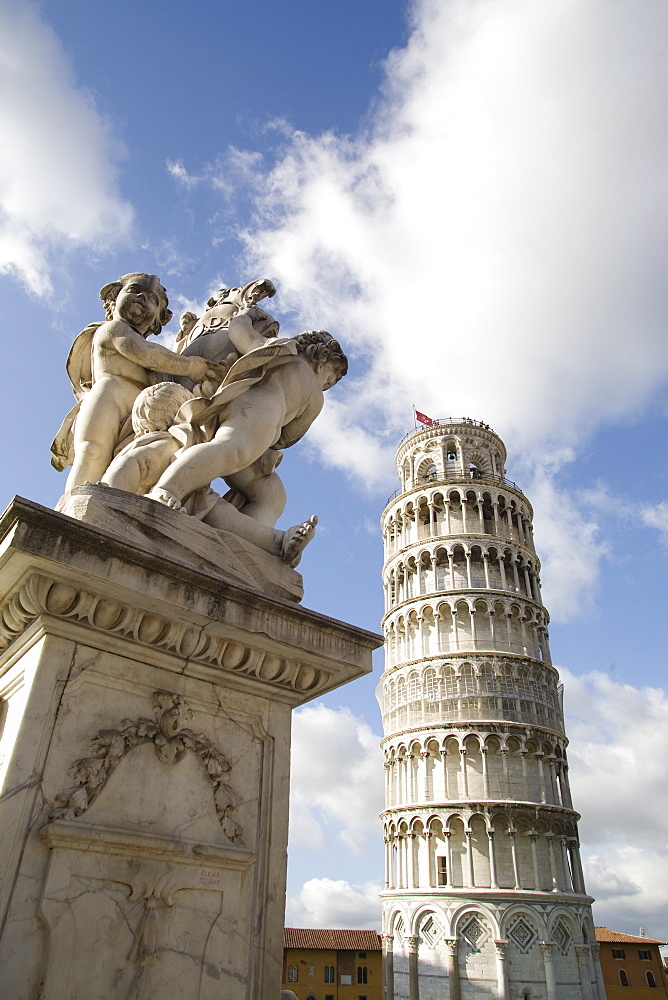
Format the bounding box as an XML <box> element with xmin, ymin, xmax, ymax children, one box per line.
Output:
<box><xmin>1</xmin><ymin>0</ymin><xmax>668</xmax><ymax>939</ymax></box>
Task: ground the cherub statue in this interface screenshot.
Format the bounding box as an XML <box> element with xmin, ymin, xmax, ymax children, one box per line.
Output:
<box><xmin>50</xmin><ymin>273</ymin><xmax>221</xmax><ymax>490</ymax></box>
<box><xmin>102</xmin><ymin>380</ymin><xmax>318</xmax><ymax>567</ymax></box>
<box><xmin>145</xmin><ymin>309</ymin><xmax>348</xmax><ymax>511</ymax></box>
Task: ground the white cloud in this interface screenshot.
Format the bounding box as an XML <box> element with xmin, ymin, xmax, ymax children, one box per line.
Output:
<box><xmin>528</xmin><ymin>467</ymin><xmax>609</xmax><ymax>622</ymax></box>
<box><xmin>170</xmin><ymin>0</ymin><xmax>668</xmax><ymax>619</ymax></box>
<box><xmin>640</xmin><ymin>501</ymin><xmax>668</xmax><ymax>545</ymax></box>
<box><xmin>227</xmin><ymin>0</ymin><xmax>668</xmax><ymax>472</ymax></box>
<box><xmin>286</xmin><ymin>877</ymin><xmax>381</xmax><ymax>930</ymax></box>
<box><xmin>0</xmin><ymin>3</ymin><xmax>133</xmax><ymax>293</ymax></box>
<box><xmin>289</xmin><ymin>704</ymin><xmax>383</xmax><ymax>854</ymax></box>
<box><xmin>560</xmin><ymin>668</ymin><xmax>668</xmax><ymax>938</ymax></box>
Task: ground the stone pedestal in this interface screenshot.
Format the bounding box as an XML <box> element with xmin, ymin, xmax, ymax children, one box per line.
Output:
<box><xmin>0</xmin><ymin>496</ymin><xmax>381</xmax><ymax>1000</ymax></box>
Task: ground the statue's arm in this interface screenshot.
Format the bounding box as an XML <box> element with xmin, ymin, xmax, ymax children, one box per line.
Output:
<box><xmin>227</xmin><ymin>313</ymin><xmax>269</xmax><ymax>356</ymax></box>
<box><xmin>100</xmin><ymin>320</ymin><xmax>214</xmax><ymax>377</ymax></box>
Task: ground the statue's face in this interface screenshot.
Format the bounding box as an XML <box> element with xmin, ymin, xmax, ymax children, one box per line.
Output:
<box><xmin>115</xmin><ymin>274</ymin><xmax>165</xmax><ymax>332</ymax></box>
<box><xmin>246</xmin><ymin>305</ymin><xmax>280</xmax><ymax>339</ymax></box>
<box><xmin>317</xmin><ymin>360</ymin><xmax>342</xmax><ymax>391</ymax></box>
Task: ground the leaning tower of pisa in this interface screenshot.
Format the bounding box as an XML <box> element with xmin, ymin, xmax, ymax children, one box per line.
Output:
<box><xmin>379</xmin><ymin>419</ymin><xmax>605</xmax><ymax>1000</ymax></box>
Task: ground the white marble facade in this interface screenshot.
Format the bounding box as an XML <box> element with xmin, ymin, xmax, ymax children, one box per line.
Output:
<box><xmin>0</xmin><ymin>497</ymin><xmax>380</xmax><ymax>999</ymax></box>
<box><xmin>379</xmin><ymin>420</ymin><xmax>604</xmax><ymax>1000</ymax></box>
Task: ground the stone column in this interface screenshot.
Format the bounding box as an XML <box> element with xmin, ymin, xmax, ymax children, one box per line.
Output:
<box><xmin>425</xmin><ymin>831</ymin><xmax>435</xmax><ymax>888</ymax></box>
<box><xmin>591</xmin><ymin>943</ymin><xmax>606</xmax><ymax>1000</ymax></box>
<box><xmin>568</xmin><ymin>838</ymin><xmax>584</xmax><ymax>894</ymax></box>
<box><xmin>546</xmin><ymin>833</ymin><xmax>559</xmax><ymax>891</ymax></box>
<box><xmin>523</xmin><ymin>566</ymin><xmax>532</xmax><ymax>597</ymax></box>
<box><xmin>508</xmin><ymin>830</ymin><xmax>521</xmax><ymax>889</ymax></box>
<box><xmin>483</xmin><ymin>552</ymin><xmax>491</xmax><ymax>588</ymax></box>
<box><xmin>560</xmin><ymin>762</ymin><xmax>574</xmax><ymax>809</ymax></box>
<box><xmin>444</xmin><ymin>831</ymin><xmax>453</xmax><ymax>888</ymax></box>
<box><xmin>535</xmin><ymin>752</ymin><xmax>547</xmax><ymax>803</ymax></box>
<box><xmin>441</xmin><ymin>748</ymin><xmax>449</xmax><ymax>799</ymax></box>
<box><xmin>511</xmin><ymin>559</ymin><xmax>521</xmax><ymax>593</ymax></box>
<box><xmin>576</xmin><ymin>944</ymin><xmax>594</xmax><ymax>1000</ymax></box>
<box><xmin>465</xmin><ymin>551</ymin><xmax>473</xmax><ymax>588</ymax></box>
<box><xmin>547</xmin><ymin>755</ymin><xmax>560</xmax><ymax>804</ymax></box>
<box><xmin>460</xmin><ymin>748</ymin><xmax>469</xmax><ymax>798</ymax></box>
<box><xmin>481</xmin><ymin>747</ymin><xmax>490</xmax><ymax>798</ymax></box>
<box><xmin>488</xmin><ymin>831</ymin><xmax>499</xmax><ymax>888</ymax></box>
<box><xmin>499</xmin><ymin>556</ymin><xmax>508</xmax><ymax>591</ymax></box>
<box><xmin>529</xmin><ymin>832</ymin><xmax>540</xmax><ymax>890</ymax></box>
<box><xmin>445</xmin><ymin>939</ymin><xmax>461</xmax><ymax>1000</ymax></box>
<box><xmin>519</xmin><ymin>749</ymin><xmax>529</xmax><ymax>800</ymax></box>
<box><xmin>465</xmin><ymin>829</ymin><xmax>475</xmax><ymax>887</ymax></box>
<box><xmin>541</xmin><ymin>942</ymin><xmax>558</xmax><ymax>1000</ymax></box>
<box><xmin>494</xmin><ymin>940</ymin><xmax>509</xmax><ymax>1000</ymax></box>
<box><xmin>469</xmin><ymin>606</ymin><xmax>478</xmax><ymax>651</ymax></box>
<box><xmin>422</xmin><ymin>750</ymin><xmax>431</xmax><ymax>801</ymax></box>
<box><xmin>407</xmin><ymin>936</ymin><xmax>420</xmax><ymax>1000</ymax></box>
<box><xmin>382</xmin><ymin>934</ymin><xmax>395</xmax><ymax>1000</ymax></box>
<box><xmin>559</xmin><ymin>836</ymin><xmax>573</xmax><ymax>892</ymax></box>
<box><xmin>500</xmin><ymin>748</ymin><xmax>510</xmax><ymax>798</ymax></box>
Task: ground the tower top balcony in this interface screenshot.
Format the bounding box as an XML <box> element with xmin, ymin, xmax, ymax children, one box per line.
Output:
<box><xmin>393</xmin><ymin>418</ymin><xmax>511</xmax><ymax>498</ymax></box>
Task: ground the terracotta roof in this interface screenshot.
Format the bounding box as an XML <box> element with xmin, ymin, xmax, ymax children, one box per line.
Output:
<box><xmin>595</xmin><ymin>927</ymin><xmax>666</xmax><ymax>946</ymax></box>
<box><xmin>284</xmin><ymin>928</ymin><xmax>382</xmax><ymax>951</ymax></box>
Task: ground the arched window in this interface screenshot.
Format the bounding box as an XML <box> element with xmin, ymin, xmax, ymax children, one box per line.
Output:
<box><xmin>619</xmin><ymin>970</ymin><xmax>629</xmax><ymax>986</ymax></box>
<box><xmin>324</xmin><ymin>965</ymin><xmax>335</xmax><ymax>983</ymax></box>
<box><xmin>287</xmin><ymin>965</ymin><xmax>298</xmax><ymax>982</ymax></box>
<box><xmin>358</xmin><ymin>966</ymin><xmax>368</xmax><ymax>983</ymax></box>
<box><xmin>647</xmin><ymin>971</ymin><xmax>657</xmax><ymax>987</ymax></box>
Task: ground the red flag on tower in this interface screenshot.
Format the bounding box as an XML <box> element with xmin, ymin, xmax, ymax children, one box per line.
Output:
<box><xmin>415</xmin><ymin>410</ymin><xmax>436</xmax><ymax>427</ymax></box>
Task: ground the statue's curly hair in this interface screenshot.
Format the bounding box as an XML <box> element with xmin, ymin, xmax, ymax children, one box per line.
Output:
<box><xmin>294</xmin><ymin>330</ymin><xmax>348</xmax><ymax>381</ymax></box>
<box><xmin>131</xmin><ymin>381</ymin><xmax>192</xmax><ymax>435</ymax></box>
<box><xmin>99</xmin><ymin>273</ymin><xmax>173</xmax><ymax>336</ymax></box>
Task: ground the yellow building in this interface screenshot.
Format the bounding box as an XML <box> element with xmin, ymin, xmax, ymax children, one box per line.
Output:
<box><xmin>282</xmin><ymin>928</ymin><xmax>382</xmax><ymax>1000</ymax></box>
<box><xmin>596</xmin><ymin>927</ymin><xmax>668</xmax><ymax>998</ymax></box>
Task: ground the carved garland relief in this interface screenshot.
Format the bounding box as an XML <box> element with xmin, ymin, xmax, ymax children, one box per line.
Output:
<box><xmin>52</xmin><ymin>690</ymin><xmax>244</xmax><ymax>843</ymax></box>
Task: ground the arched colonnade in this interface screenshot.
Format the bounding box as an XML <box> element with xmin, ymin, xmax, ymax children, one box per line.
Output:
<box><xmin>382</xmin><ymin>729</ymin><xmax>572</xmax><ymax>809</ymax></box>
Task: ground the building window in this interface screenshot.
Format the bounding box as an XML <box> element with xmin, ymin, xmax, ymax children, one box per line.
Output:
<box><xmin>358</xmin><ymin>952</ymin><xmax>367</xmax><ymax>959</ymax></box>
<box><xmin>325</xmin><ymin>996</ymin><xmax>334</xmax><ymax>1000</ymax></box>
<box><xmin>619</xmin><ymin>970</ymin><xmax>629</xmax><ymax>987</ymax></box>
<box><xmin>647</xmin><ymin>972</ymin><xmax>657</xmax><ymax>988</ymax></box>
<box><xmin>287</xmin><ymin>965</ymin><xmax>298</xmax><ymax>983</ymax></box>
<box><xmin>324</xmin><ymin>966</ymin><xmax>335</xmax><ymax>983</ymax></box>
<box><xmin>612</xmin><ymin>949</ymin><xmax>626</xmax><ymax>959</ymax></box>
<box><xmin>438</xmin><ymin>855</ymin><xmax>447</xmax><ymax>886</ymax></box>
<box><xmin>358</xmin><ymin>966</ymin><xmax>368</xmax><ymax>984</ymax></box>
<box><xmin>638</xmin><ymin>950</ymin><xmax>652</xmax><ymax>960</ymax></box>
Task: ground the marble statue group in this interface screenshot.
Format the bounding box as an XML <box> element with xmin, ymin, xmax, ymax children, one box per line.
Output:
<box><xmin>51</xmin><ymin>274</ymin><xmax>348</xmax><ymax>567</ymax></box>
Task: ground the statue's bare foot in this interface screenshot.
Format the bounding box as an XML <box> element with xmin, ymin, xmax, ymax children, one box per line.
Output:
<box><xmin>147</xmin><ymin>487</ymin><xmax>186</xmax><ymax>513</ymax></box>
<box><xmin>281</xmin><ymin>515</ymin><xmax>318</xmax><ymax>568</ymax></box>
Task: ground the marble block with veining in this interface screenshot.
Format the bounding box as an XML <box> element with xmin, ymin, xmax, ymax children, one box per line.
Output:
<box><xmin>56</xmin><ymin>482</ymin><xmax>305</xmax><ymax>603</ymax></box>
<box><xmin>0</xmin><ymin>497</ymin><xmax>382</xmax><ymax>1000</ymax></box>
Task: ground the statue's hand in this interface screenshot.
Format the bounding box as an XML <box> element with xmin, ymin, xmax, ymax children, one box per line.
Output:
<box><xmin>187</xmin><ymin>356</ymin><xmax>221</xmax><ymax>381</ymax></box>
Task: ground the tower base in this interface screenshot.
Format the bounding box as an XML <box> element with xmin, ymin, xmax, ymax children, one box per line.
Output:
<box><xmin>0</xmin><ymin>497</ymin><xmax>380</xmax><ymax>1000</ymax></box>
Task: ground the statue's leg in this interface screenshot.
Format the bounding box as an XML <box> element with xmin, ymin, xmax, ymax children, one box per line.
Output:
<box><xmin>224</xmin><ymin>468</ymin><xmax>287</xmax><ymax>528</ymax></box>
<box><xmin>203</xmin><ymin>498</ymin><xmax>283</xmax><ymax>554</ymax></box>
<box><xmin>203</xmin><ymin>500</ymin><xmax>317</xmax><ymax>565</ymax></box>
<box><xmin>67</xmin><ymin>379</ymin><xmax>138</xmax><ymax>490</ymax></box>
<box><xmin>152</xmin><ymin>385</ymin><xmax>286</xmax><ymax>502</ymax></box>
